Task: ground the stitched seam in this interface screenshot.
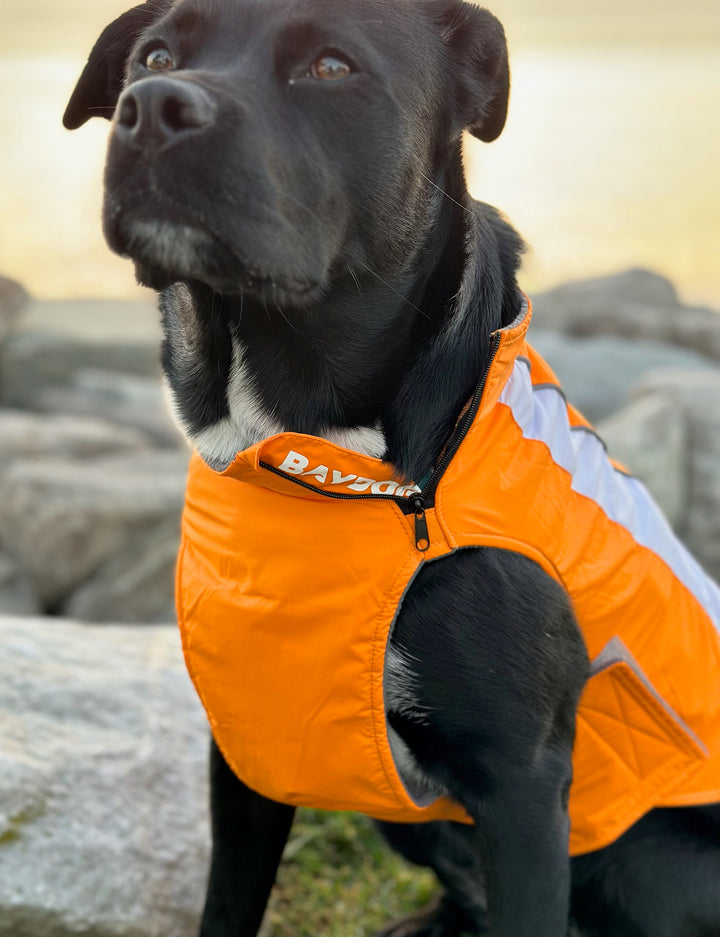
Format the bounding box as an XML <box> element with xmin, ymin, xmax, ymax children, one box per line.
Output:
<box><xmin>570</xmin><ymin>752</ymin><xmax>703</xmax><ymax>857</ymax></box>
<box><xmin>176</xmin><ymin>538</ymin><xmax>242</xmax><ymax>783</ymax></box>
<box><xmin>453</xmin><ymin>532</ymin><xmax>567</xmax><ymax>591</ymax></box>
<box><xmin>573</xmin><ymin>662</ymin><xmax>707</xmax><ymax>846</ymax></box>
<box><xmin>435</xmin><ymin>488</ymin><xmax>454</xmax><ymax>549</ymax></box>
<box><xmin>575</xmin><ymin>717</ymin><xmax>702</xmax><ymax>825</ymax></box>
<box><xmin>493</xmin><ymin>392</ymin><xmax>720</xmax><ymax>632</ymax></box>
<box><xmin>612</xmin><ymin>663</ymin><xmax>707</xmax><ymax>759</ymax></box>
<box><xmin>369</xmin><ymin>552</ymin><xmax>425</xmax><ymax>807</ymax></box>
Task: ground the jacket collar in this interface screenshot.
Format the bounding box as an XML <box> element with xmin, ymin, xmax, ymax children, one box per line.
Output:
<box><xmin>478</xmin><ymin>295</ymin><xmax>532</xmax><ymax>422</ymax></box>
<box><xmin>209</xmin><ymin>297</ymin><xmax>532</xmax><ymax>499</ymax></box>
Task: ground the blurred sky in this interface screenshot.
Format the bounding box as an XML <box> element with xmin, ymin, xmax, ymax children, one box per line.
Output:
<box><xmin>1</xmin><ymin>0</ymin><xmax>719</xmax><ymax>304</ymax></box>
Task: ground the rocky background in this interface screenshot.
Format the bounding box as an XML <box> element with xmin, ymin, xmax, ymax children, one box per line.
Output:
<box><xmin>1</xmin><ymin>267</ymin><xmax>720</xmax><ymax>935</ymax></box>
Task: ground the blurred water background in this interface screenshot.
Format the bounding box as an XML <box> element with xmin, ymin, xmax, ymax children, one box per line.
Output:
<box><xmin>0</xmin><ymin>0</ymin><xmax>718</xmax><ymax>304</ymax></box>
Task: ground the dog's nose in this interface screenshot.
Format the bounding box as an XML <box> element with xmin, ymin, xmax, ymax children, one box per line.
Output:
<box><xmin>114</xmin><ymin>77</ymin><xmax>215</xmax><ymax>151</ymax></box>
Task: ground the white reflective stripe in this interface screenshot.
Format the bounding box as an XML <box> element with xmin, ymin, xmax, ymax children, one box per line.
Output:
<box><xmin>498</xmin><ymin>358</ymin><xmax>720</xmax><ymax>633</ymax></box>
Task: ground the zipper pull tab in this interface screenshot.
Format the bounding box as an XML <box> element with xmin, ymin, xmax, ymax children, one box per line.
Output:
<box><xmin>413</xmin><ymin>498</ymin><xmax>429</xmax><ymax>552</ymax></box>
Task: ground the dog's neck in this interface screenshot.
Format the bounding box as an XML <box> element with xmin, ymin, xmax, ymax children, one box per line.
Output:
<box><xmin>160</xmin><ymin>153</ymin><xmax>523</xmax><ymax>481</ymax></box>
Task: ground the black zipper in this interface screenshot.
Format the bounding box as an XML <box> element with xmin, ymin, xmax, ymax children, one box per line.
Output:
<box><xmin>416</xmin><ymin>331</ymin><xmax>502</xmax><ymax>507</ymax></box>
<box><xmin>259</xmin><ymin>332</ymin><xmax>502</xmax><ymax>551</ymax></box>
<box><xmin>412</xmin><ymin>498</ymin><xmax>430</xmax><ymax>552</ymax></box>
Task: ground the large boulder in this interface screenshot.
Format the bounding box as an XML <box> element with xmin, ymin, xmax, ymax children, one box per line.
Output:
<box><xmin>597</xmin><ymin>394</ymin><xmax>687</xmax><ymax>531</ymax></box>
<box><xmin>528</xmin><ymin>330</ymin><xmax>719</xmax><ymax>422</ymax></box>
<box><xmin>530</xmin><ymin>269</ymin><xmax>720</xmax><ymax>360</ymax></box>
<box><xmin>2</xmin><ymin>296</ymin><xmax>160</xmax><ymax>346</ymax></box>
<box><xmin>630</xmin><ymin>369</ymin><xmax>720</xmax><ymax>581</ymax></box>
<box><xmin>63</xmin><ymin>517</ymin><xmax>180</xmax><ymax>623</ymax></box>
<box><xmin>32</xmin><ymin>369</ymin><xmax>181</xmax><ymax>447</ymax></box>
<box><xmin>0</xmin><ymin>615</ymin><xmax>209</xmax><ymax>937</ymax></box>
<box><xmin>0</xmin><ymin>451</ymin><xmax>188</xmax><ymax>609</ymax></box>
<box><xmin>0</xmin><ymin>331</ymin><xmax>162</xmax><ymax>407</ymax></box>
<box><xmin>0</xmin><ymin>553</ymin><xmax>42</xmax><ymax>616</ymax></box>
<box><xmin>0</xmin><ymin>408</ymin><xmax>152</xmax><ymax>469</ymax></box>
<box><xmin>0</xmin><ymin>274</ymin><xmax>29</xmax><ymax>348</ymax></box>
<box><xmin>532</xmin><ymin>268</ymin><xmax>678</xmax><ymax>323</ymax></box>
<box><xmin>0</xmin><ymin>296</ymin><xmax>163</xmax><ymax>411</ymax></box>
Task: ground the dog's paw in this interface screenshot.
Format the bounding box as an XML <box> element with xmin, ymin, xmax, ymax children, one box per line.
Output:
<box><xmin>375</xmin><ymin>893</ymin><xmax>485</xmax><ymax>937</ymax></box>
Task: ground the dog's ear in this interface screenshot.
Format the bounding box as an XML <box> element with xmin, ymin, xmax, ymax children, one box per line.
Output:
<box><xmin>63</xmin><ymin>2</ymin><xmax>170</xmax><ymax>130</ymax></box>
<box><xmin>428</xmin><ymin>1</ymin><xmax>510</xmax><ymax>142</ymax></box>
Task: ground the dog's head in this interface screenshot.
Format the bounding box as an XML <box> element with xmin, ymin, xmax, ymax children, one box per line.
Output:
<box><xmin>64</xmin><ymin>0</ymin><xmax>510</xmax><ymax>304</ymax></box>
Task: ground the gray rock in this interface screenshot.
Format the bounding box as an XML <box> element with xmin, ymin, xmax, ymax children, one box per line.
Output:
<box><xmin>0</xmin><ymin>615</ymin><xmax>209</xmax><ymax>937</ymax></box>
<box><xmin>0</xmin><ymin>451</ymin><xmax>189</xmax><ymax>608</ymax></box>
<box><xmin>631</xmin><ymin>369</ymin><xmax>720</xmax><ymax>580</ymax></box>
<box><xmin>12</xmin><ymin>297</ymin><xmax>160</xmax><ymax>344</ymax></box>
<box><xmin>0</xmin><ymin>330</ymin><xmax>161</xmax><ymax>409</ymax></box>
<box><xmin>34</xmin><ymin>369</ymin><xmax>184</xmax><ymax>448</ymax></box>
<box><xmin>0</xmin><ymin>274</ymin><xmax>30</xmax><ymax>313</ymax></box>
<box><xmin>530</xmin><ymin>269</ymin><xmax>720</xmax><ymax>360</ymax></box>
<box><xmin>532</xmin><ymin>269</ymin><xmax>678</xmax><ymax>322</ymax></box>
<box><xmin>0</xmin><ymin>408</ymin><xmax>152</xmax><ymax>469</ymax></box>
<box><xmin>597</xmin><ymin>394</ymin><xmax>687</xmax><ymax>531</ymax></box>
<box><xmin>0</xmin><ymin>274</ymin><xmax>29</xmax><ymax>348</ymax></box>
<box><xmin>528</xmin><ymin>329</ymin><xmax>720</xmax><ymax>422</ymax></box>
<box><xmin>64</xmin><ymin>517</ymin><xmax>180</xmax><ymax>624</ymax></box>
<box><xmin>74</xmin><ymin>368</ymin><xmax>166</xmax><ymax>405</ymax></box>
<box><xmin>33</xmin><ymin>371</ymin><xmax>181</xmax><ymax>448</ymax></box>
<box><xmin>0</xmin><ymin>553</ymin><xmax>42</xmax><ymax>616</ymax></box>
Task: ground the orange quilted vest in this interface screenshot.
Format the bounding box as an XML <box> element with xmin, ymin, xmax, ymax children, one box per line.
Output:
<box><xmin>177</xmin><ymin>299</ymin><xmax>720</xmax><ymax>856</ymax></box>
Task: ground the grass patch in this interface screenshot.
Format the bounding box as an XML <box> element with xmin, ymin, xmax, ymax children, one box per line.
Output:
<box><xmin>268</xmin><ymin>809</ymin><xmax>436</xmax><ymax>937</ymax></box>
<box><xmin>0</xmin><ymin>803</ymin><xmax>45</xmax><ymax>847</ymax></box>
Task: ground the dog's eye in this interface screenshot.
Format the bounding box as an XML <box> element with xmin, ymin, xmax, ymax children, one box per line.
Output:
<box><xmin>308</xmin><ymin>55</ymin><xmax>352</xmax><ymax>81</ymax></box>
<box><xmin>144</xmin><ymin>46</ymin><xmax>175</xmax><ymax>72</ymax></box>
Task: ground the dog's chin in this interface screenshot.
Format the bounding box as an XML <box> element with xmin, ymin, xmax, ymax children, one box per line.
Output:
<box><xmin>106</xmin><ymin>217</ymin><xmax>325</xmax><ymax>305</ymax></box>
<box><xmin>135</xmin><ymin>262</ymin><xmax>324</xmax><ymax>306</ymax></box>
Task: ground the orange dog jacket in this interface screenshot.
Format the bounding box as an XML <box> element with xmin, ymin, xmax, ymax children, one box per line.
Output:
<box><xmin>177</xmin><ymin>299</ymin><xmax>720</xmax><ymax>856</ymax></box>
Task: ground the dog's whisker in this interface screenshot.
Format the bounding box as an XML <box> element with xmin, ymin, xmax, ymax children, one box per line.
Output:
<box><xmin>354</xmin><ymin>259</ymin><xmax>430</xmax><ymax>321</ymax></box>
<box><xmin>273</xmin><ymin>300</ymin><xmax>306</xmax><ymax>337</ymax></box>
<box><xmin>419</xmin><ymin>170</ymin><xmax>472</xmax><ymax>217</ymax></box>
<box><xmin>348</xmin><ymin>266</ymin><xmax>364</xmax><ymax>297</ymax></box>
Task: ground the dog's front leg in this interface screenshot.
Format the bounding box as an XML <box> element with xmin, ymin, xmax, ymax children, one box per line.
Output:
<box><xmin>200</xmin><ymin>737</ymin><xmax>295</xmax><ymax>937</ymax></box>
<box><xmin>464</xmin><ymin>754</ymin><xmax>573</xmax><ymax>937</ymax></box>
<box><xmin>387</xmin><ymin>548</ymin><xmax>587</xmax><ymax>937</ymax></box>
<box><xmin>397</xmin><ymin>734</ymin><xmax>574</xmax><ymax>937</ymax></box>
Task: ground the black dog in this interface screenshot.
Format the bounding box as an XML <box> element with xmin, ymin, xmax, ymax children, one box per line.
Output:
<box><xmin>64</xmin><ymin>2</ymin><xmax>720</xmax><ymax>935</ymax></box>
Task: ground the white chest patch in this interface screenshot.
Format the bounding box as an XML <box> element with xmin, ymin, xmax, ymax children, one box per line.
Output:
<box><xmin>184</xmin><ymin>337</ymin><xmax>282</xmax><ymax>469</ymax></box>
<box><xmin>168</xmin><ymin>335</ymin><xmax>388</xmax><ymax>470</ymax></box>
<box><xmin>321</xmin><ymin>424</ymin><xmax>387</xmax><ymax>460</ymax></box>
